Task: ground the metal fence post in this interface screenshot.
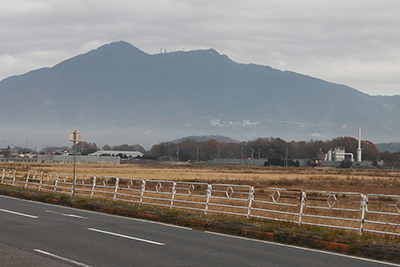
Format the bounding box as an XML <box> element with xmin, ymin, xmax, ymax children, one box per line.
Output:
<box><xmin>247</xmin><ymin>186</ymin><xmax>254</xmax><ymax>218</ymax></box>
<box><xmin>2</xmin><ymin>168</ymin><xmax>7</xmax><ymax>183</ymax></box>
<box><xmin>38</xmin><ymin>171</ymin><xmax>44</xmax><ymax>191</ymax></box>
<box><xmin>53</xmin><ymin>173</ymin><xmax>59</xmax><ymax>192</ymax></box>
<box><xmin>91</xmin><ymin>176</ymin><xmax>96</xmax><ymax>198</ymax></box>
<box><xmin>140</xmin><ymin>180</ymin><xmax>146</xmax><ymax>205</ymax></box>
<box><xmin>24</xmin><ymin>171</ymin><xmax>29</xmax><ymax>189</ymax></box>
<box><xmin>12</xmin><ymin>170</ymin><xmax>16</xmax><ymax>186</ymax></box>
<box><xmin>360</xmin><ymin>194</ymin><xmax>367</xmax><ymax>235</ymax></box>
<box><xmin>205</xmin><ymin>184</ymin><xmax>212</xmax><ymax>215</ymax></box>
<box><xmin>113</xmin><ymin>177</ymin><xmax>119</xmax><ymax>201</ymax></box>
<box><xmin>170</xmin><ymin>182</ymin><xmax>177</xmax><ymax>209</ymax></box>
<box><xmin>298</xmin><ymin>191</ymin><xmax>306</xmax><ymax>226</ymax></box>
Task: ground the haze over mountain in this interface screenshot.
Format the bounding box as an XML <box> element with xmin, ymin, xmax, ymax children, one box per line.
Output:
<box><xmin>0</xmin><ymin>41</ymin><xmax>399</xmax><ymax>149</ymax></box>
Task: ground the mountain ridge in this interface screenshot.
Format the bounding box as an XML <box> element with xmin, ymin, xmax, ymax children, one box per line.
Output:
<box><xmin>0</xmin><ymin>40</ymin><xmax>399</xmax><ymax>148</ymax></box>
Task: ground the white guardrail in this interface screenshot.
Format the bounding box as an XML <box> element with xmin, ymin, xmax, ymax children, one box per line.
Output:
<box><xmin>1</xmin><ymin>169</ymin><xmax>399</xmax><ymax>236</ymax></box>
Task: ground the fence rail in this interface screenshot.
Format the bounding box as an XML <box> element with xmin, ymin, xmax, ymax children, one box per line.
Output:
<box><xmin>1</xmin><ymin>168</ymin><xmax>399</xmax><ymax>236</ymax></box>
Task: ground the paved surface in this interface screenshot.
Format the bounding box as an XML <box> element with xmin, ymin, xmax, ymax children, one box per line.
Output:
<box><xmin>0</xmin><ymin>195</ymin><xmax>398</xmax><ymax>267</ymax></box>
<box><xmin>0</xmin><ymin>242</ymin><xmax>71</xmax><ymax>267</ymax></box>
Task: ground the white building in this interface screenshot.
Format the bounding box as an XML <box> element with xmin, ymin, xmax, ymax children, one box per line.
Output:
<box><xmin>325</xmin><ymin>147</ymin><xmax>353</xmax><ymax>162</ymax></box>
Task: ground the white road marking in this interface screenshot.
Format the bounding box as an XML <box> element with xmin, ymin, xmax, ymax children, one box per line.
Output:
<box><xmin>205</xmin><ymin>231</ymin><xmax>400</xmax><ymax>266</ymax></box>
<box><xmin>87</xmin><ymin>228</ymin><xmax>165</xmax><ymax>246</ymax></box>
<box><xmin>129</xmin><ymin>217</ymin><xmax>192</xmax><ymax>230</ymax></box>
<box><xmin>34</xmin><ymin>249</ymin><xmax>92</xmax><ymax>267</ymax></box>
<box><xmin>0</xmin><ymin>208</ymin><xmax>38</xmax><ymax>218</ymax></box>
<box><xmin>45</xmin><ymin>210</ymin><xmax>88</xmax><ymax>219</ymax></box>
<box><xmin>0</xmin><ymin>195</ymin><xmax>192</xmax><ymax>230</ymax></box>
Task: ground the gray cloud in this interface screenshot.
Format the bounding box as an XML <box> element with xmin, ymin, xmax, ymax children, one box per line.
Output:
<box><xmin>1</xmin><ymin>0</ymin><xmax>400</xmax><ymax>95</ymax></box>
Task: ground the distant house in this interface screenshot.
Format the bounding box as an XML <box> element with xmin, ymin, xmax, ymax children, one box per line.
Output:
<box><xmin>17</xmin><ymin>152</ymin><xmax>36</xmax><ymax>158</ymax></box>
<box><xmin>89</xmin><ymin>150</ymin><xmax>144</xmax><ymax>158</ymax></box>
<box><xmin>51</xmin><ymin>149</ymin><xmax>71</xmax><ymax>155</ymax></box>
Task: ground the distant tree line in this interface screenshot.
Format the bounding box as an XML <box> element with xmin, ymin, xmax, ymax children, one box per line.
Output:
<box><xmin>380</xmin><ymin>151</ymin><xmax>400</xmax><ymax>168</ymax></box>
<box><xmin>59</xmin><ymin>137</ymin><xmax>400</xmax><ymax>168</ymax></box>
<box><xmin>148</xmin><ymin>136</ymin><xmax>381</xmax><ymax>162</ymax></box>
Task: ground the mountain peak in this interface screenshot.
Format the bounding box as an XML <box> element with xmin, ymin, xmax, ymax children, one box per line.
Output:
<box><xmin>91</xmin><ymin>40</ymin><xmax>148</xmax><ymax>56</ymax></box>
<box><xmin>206</xmin><ymin>48</ymin><xmax>220</xmax><ymax>55</ymax></box>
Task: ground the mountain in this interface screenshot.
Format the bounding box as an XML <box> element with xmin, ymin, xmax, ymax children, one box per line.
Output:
<box><xmin>376</xmin><ymin>142</ymin><xmax>400</xmax><ymax>153</ymax></box>
<box><xmin>1</xmin><ymin>40</ymin><xmax>399</xmax><ymax>148</ymax></box>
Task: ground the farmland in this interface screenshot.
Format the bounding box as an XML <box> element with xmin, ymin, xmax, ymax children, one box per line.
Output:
<box><xmin>2</xmin><ymin>162</ymin><xmax>399</xmax><ymax>195</ymax></box>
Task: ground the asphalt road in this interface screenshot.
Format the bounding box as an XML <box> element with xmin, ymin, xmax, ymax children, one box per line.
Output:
<box><xmin>0</xmin><ymin>195</ymin><xmax>398</xmax><ymax>267</ymax></box>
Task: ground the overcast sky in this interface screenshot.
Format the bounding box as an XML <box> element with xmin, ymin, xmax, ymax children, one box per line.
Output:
<box><xmin>1</xmin><ymin>0</ymin><xmax>400</xmax><ymax>96</ymax></box>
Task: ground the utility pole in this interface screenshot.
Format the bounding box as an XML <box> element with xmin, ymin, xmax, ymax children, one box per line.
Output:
<box><xmin>73</xmin><ymin>135</ymin><xmax>77</xmax><ymax>198</ymax></box>
<box><xmin>67</xmin><ymin>128</ymin><xmax>83</xmax><ymax>201</ymax></box>
<box><xmin>241</xmin><ymin>147</ymin><xmax>243</xmax><ymax>165</ymax></box>
<box><xmin>285</xmin><ymin>147</ymin><xmax>288</xmax><ymax>167</ymax></box>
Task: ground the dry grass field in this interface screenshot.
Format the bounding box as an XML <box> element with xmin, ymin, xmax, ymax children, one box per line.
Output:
<box><xmin>2</xmin><ymin>162</ymin><xmax>399</xmax><ymax>195</ymax></box>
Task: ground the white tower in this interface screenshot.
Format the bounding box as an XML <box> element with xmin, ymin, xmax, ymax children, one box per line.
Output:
<box><xmin>357</xmin><ymin>128</ymin><xmax>362</xmax><ymax>163</ymax></box>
